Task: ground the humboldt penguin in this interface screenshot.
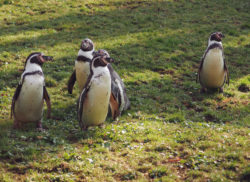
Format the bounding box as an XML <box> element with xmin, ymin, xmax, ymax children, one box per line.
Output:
<box><xmin>95</xmin><ymin>49</ymin><xmax>130</xmax><ymax>120</ymax></box>
<box><xmin>78</xmin><ymin>54</ymin><xmax>114</xmax><ymax>130</ymax></box>
<box><xmin>197</xmin><ymin>32</ymin><xmax>229</xmax><ymax>93</ymax></box>
<box><xmin>67</xmin><ymin>38</ymin><xmax>95</xmax><ymax>94</ymax></box>
<box><xmin>11</xmin><ymin>52</ymin><xmax>53</xmax><ymax>129</ymax></box>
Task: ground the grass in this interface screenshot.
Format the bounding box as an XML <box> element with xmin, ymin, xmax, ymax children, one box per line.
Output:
<box><xmin>0</xmin><ymin>0</ymin><xmax>249</xmax><ymax>181</ymax></box>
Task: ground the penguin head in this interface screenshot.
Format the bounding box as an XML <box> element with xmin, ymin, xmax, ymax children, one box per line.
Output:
<box><xmin>92</xmin><ymin>49</ymin><xmax>115</xmax><ymax>65</ymax></box>
<box><xmin>209</xmin><ymin>32</ymin><xmax>225</xmax><ymax>43</ymax></box>
<box><xmin>24</xmin><ymin>52</ymin><xmax>53</xmax><ymax>69</ymax></box>
<box><xmin>95</xmin><ymin>49</ymin><xmax>110</xmax><ymax>58</ymax></box>
<box><xmin>80</xmin><ymin>38</ymin><xmax>94</xmax><ymax>52</ymax></box>
<box><xmin>92</xmin><ymin>54</ymin><xmax>114</xmax><ymax>68</ymax></box>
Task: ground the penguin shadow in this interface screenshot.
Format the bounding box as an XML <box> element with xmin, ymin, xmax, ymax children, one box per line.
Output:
<box><xmin>41</xmin><ymin>97</ymin><xmax>98</xmax><ymax>142</ymax></box>
<box><xmin>199</xmin><ymin>88</ymin><xmax>226</xmax><ymax>95</ymax></box>
<box><xmin>44</xmin><ymin>89</ymin><xmax>133</xmax><ymax>144</ymax></box>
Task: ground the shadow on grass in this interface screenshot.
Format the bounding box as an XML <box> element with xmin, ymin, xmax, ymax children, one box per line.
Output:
<box><xmin>0</xmin><ymin>1</ymin><xmax>249</xmax><ymax>180</ymax></box>
<box><xmin>0</xmin><ymin>34</ymin><xmax>249</xmax><ymax>126</ymax></box>
<box><xmin>1</xmin><ymin>31</ymin><xmax>248</xmax><ymax>87</ymax></box>
<box><xmin>0</xmin><ymin>0</ymin><xmax>249</xmax><ymax>94</ymax></box>
<box><xmin>1</xmin><ymin>0</ymin><xmax>249</xmax><ymax>54</ymax></box>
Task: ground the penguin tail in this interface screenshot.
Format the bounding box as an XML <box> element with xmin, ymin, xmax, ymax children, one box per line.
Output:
<box><xmin>110</xmin><ymin>93</ymin><xmax>120</xmax><ymax>120</ymax></box>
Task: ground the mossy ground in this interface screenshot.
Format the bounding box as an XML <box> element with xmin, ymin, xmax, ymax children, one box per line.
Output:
<box><xmin>0</xmin><ymin>0</ymin><xmax>249</xmax><ymax>181</ymax></box>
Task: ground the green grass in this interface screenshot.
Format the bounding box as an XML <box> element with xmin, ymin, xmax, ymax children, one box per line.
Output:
<box><xmin>0</xmin><ymin>0</ymin><xmax>249</xmax><ymax>181</ymax></box>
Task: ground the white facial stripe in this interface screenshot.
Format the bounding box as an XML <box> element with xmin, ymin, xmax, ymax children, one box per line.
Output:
<box><xmin>27</xmin><ymin>54</ymin><xmax>39</xmax><ymax>62</ymax></box>
<box><xmin>104</xmin><ymin>51</ymin><xmax>110</xmax><ymax>58</ymax></box>
<box><xmin>22</xmin><ymin>53</ymin><xmax>43</xmax><ymax>82</ymax></box>
<box><xmin>99</xmin><ymin>50</ymin><xmax>110</xmax><ymax>57</ymax></box>
<box><xmin>83</xmin><ymin>38</ymin><xmax>93</xmax><ymax>44</ymax></box>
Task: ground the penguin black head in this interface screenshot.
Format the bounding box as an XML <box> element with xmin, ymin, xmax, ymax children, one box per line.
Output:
<box><xmin>24</xmin><ymin>52</ymin><xmax>53</xmax><ymax>68</ymax></box>
<box><xmin>92</xmin><ymin>49</ymin><xmax>115</xmax><ymax>66</ymax></box>
<box><xmin>209</xmin><ymin>32</ymin><xmax>225</xmax><ymax>42</ymax></box>
<box><xmin>92</xmin><ymin>55</ymin><xmax>114</xmax><ymax>68</ymax></box>
<box><xmin>95</xmin><ymin>49</ymin><xmax>110</xmax><ymax>58</ymax></box>
<box><xmin>80</xmin><ymin>38</ymin><xmax>94</xmax><ymax>52</ymax></box>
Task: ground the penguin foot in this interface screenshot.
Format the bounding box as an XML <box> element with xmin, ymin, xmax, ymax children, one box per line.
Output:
<box><xmin>98</xmin><ymin>124</ymin><xmax>105</xmax><ymax>129</ymax></box>
<box><xmin>200</xmin><ymin>87</ymin><xmax>207</xmax><ymax>93</ymax></box>
<box><xmin>37</xmin><ymin>127</ymin><xmax>45</xmax><ymax>132</ymax></box>
<box><xmin>36</xmin><ymin>120</ymin><xmax>44</xmax><ymax>131</ymax></box>
<box><xmin>81</xmin><ymin>126</ymin><xmax>88</xmax><ymax>131</ymax></box>
<box><xmin>46</xmin><ymin>113</ymin><xmax>51</xmax><ymax>119</ymax></box>
<box><xmin>219</xmin><ymin>87</ymin><xmax>224</xmax><ymax>93</ymax></box>
<box><xmin>13</xmin><ymin>119</ymin><xmax>21</xmax><ymax>129</ymax></box>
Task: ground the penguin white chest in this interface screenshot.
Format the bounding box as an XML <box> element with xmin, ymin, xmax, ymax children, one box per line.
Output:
<box><xmin>82</xmin><ymin>72</ymin><xmax>111</xmax><ymax>126</ymax></box>
<box><xmin>200</xmin><ymin>49</ymin><xmax>225</xmax><ymax>88</ymax></box>
<box><xmin>75</xmin><ymin>61</ymin><xmax>90</xmax><ymax>91</ymax></box>
<box><xmin>15</xmin><ymin>75</ymin><xmax>44</xmax><ymax>122</ymax></box>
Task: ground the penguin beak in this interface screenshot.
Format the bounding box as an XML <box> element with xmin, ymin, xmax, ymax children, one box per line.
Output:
<box><xmin>218</xmin><ymin>32</ymin><xmax>225</xmax><ymax>39</ymax></box>
<box><xmin>99</xmin><ymin>57</ymin><xmax>114</xmax><ymax>65</ymax></box>
<box><xmin>105</xmin><ymin>57</ymin><xmax>115</xmax><ymax>63</ymax></box>
<box><xmin>42</xmin><ymin>56</ymin><xmax>53</xmax><ymax>62</ymax></box>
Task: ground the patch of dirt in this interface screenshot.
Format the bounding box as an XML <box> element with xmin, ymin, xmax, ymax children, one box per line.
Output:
<box><xmin>152</xmin><ymin>68</ymin><xmax>175</xmax><ymax>75</ymax></box>
<box><xmin>51</xmin><ymin>162</ymin><xmax>70</xmax><ymax>172</ymax></box>
<box><xmin>216</xmin><ymin>105</ymin><xmax>226</xmax><ymax>110</ymax></box>
<box><xmin>8</xmin><ymin>166</ymin><xmax>29</xmax><ymax>175</ymax></box>
<box><xmin>238</xmin><ymin>84</ymin><xmax>249</xmax><ymax>93</ymax></box>
<box><xmin>192</xmin><ymin>96</ymin><xmax>203</xmax><ymax>102</ymax></box>
<box><xmin>114</xmin><ymin>172</ymin><xmax>137</xmax><ymax>181</ymax></box>
<box><xmin>194</xmin><ymin>107</ymin><xmax>204</xmax><ymax>112</ymax></box>
<box><xmin>204</xmin><ymin>114</ymin><xmax>217</xmax><ymax>122</ymax></box>
<box><xmin>137</xmin><ymin>166</ymin><xmax>151</xmax><ymax>173</ymax></box>
<box><xmin>55</xmin><ymin>27</ymin><xmax>63</xmax><ymax>31</ymax></box>
<box><xmin>118</xmin><ymin>0</ymin><xmax>150</xmax><ymax>10</ymax></box>
<box><xmin>132</xmin><ymin>80</ymin><xmax>148</xmax><ymax>85</ymax></box>
<box><xmin>182</xmin><ymin>101</ymin><xmax>195</xmax><ymax>109</ymax></box>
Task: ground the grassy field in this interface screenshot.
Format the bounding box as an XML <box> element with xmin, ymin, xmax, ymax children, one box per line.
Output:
<box><xmin>0</xmin><ymin>0</ymin><xmax>249</xmax><ymax>181</ymax></box>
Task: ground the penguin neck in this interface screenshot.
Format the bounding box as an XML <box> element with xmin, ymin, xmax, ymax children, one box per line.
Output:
<box><xmin>24</xmin><ymin>63</ymin><xmax>43</xmax><ymax>73</ymax></box>
<box><xmin>208</xmin><ymin>40</ymin><xmax>222</xmax><ymax>47</ymax></box>
<box><xmin>78</xmin><ymin>49</ymin><xmax>94</xmax><ymax>60</ymax></box>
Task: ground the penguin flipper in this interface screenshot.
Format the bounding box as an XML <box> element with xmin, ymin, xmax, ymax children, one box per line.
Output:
<box><xmin>78</xmin><ymin>85</ymin><xmax>91</xmax><ymax>129</ymax></box>
<box><xmin>197</xmin><ymin>57</ymin><xmax>204</xmax><ymax>84</ymax></box>
<box><xmin>109</xmin><ymin>93</ymin><xmax>120</xmax><ymax>120</ymax></box>
<box><xmin>11</xmin><ymin>84</ymin><xmax>22</xmax><ymax>119</ymax></box>
<box><xmin>224</xmin><ymin>61</ymin><xmax>229</xmax><ymax>85</ymax></box>
<box><xmin>43</xmin><ymin>86</ymin><xmax>51</xmax><ymax>119</ymax></box>
<box><xmin>67</xmin><ymin>70</ymin><xmax>76</xmax><ymax>94</ymax></box>
<box><xmin>108</xmin><ymin>64</ymin><xmax>130</xmax><ymax>112</ymax></box>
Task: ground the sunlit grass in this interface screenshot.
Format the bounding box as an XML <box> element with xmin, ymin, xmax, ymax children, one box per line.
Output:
<box><xmin>0</xmin><ymin>0</ymin><xmax>249</xmax><ymax>181</ymax></box>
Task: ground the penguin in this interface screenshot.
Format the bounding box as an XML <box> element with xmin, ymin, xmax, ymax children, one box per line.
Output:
<box><xmin>197</xmin><ymin>32</ymin><xmax>229</xmax><ymax>93</ymax></box>
<box><xmin>77</xmin><ymin>54</ymin><xmax>114</xmax><ymax>130</ymax></box>
<box><xmin>95</xmin><ymin>49</ymin><xmax>130</xmax><ymax>120</ymax></box>
<box><xmin>67</xmin><ymin>38</ymin><xmax>95</xmax><ymax>94</ymax></box>
<box><xmin>11</xmin><ymin>52</ymin><xmax>53</xmax><ymax>129</ymax></box>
